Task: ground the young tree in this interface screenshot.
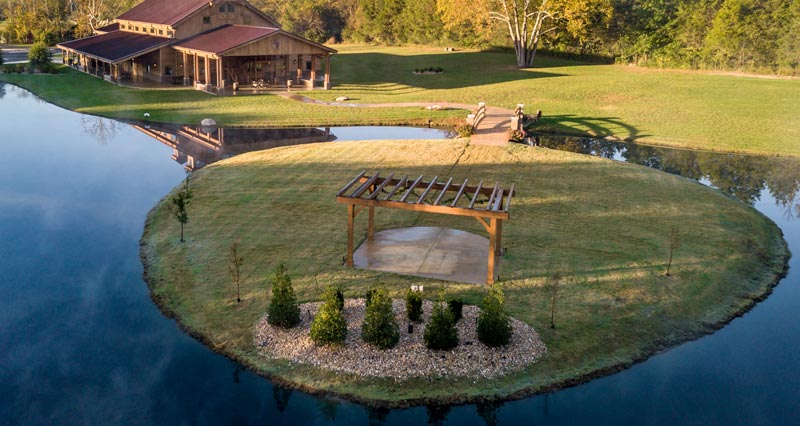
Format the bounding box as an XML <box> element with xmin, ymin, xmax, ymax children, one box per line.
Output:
<box><xmin>169</xmin><ymin>188</ymin><xmax>192</xmax><ymax>242</ymax></box>
<box><xmin>228</xmin><ymin>241</ymin><xmax>244</xmax><ymax>303</ymax></box>
<box><xmin>405</xmin><ymin>288</ymin><xmax>423</xmax><ymax>322</ymax></box>
<box><xmin>665</xmin><ymin>225</ymin><xmax>681</xmax><ymax>276</ymax></box>
<box><xmin>361</xmin><ymin>287</ymin><xmax>400</xmax><ymax>349</ymax></box>
<box><xmin>28</xmin><ymin>41</ymin><xmax>52</xmax><ymax>71</ymax></box>
<box><xmin>547</xmin><ymin>270</ymin><xmax>561</xmax><ymax>329</ymax></box>
<box><xmin>267</xmin><ymin>264</ymin><xmax>301</xmax><ymax>328</ymax></box>
<box><xmin>424</xmin><ymin>296</ymin><xmax>458</xmax><ymax>350</ymax></box>
<box><xmin>477</xmin><ymin>285</ymin><xmax>512</xmax><ymax>346</ymax></box>
<box><xmin>310</xmin><ymin>284</ymin><xmax>348</xmax><ymax>345</ymax></box>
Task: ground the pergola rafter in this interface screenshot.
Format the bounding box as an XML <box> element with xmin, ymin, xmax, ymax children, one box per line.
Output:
<box><xmin>336</xmin><ymin>171</ymin><xmax>516</xmax><ymax>284</ymax></box>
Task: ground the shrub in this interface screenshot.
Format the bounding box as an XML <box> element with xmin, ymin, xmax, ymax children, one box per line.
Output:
<box><xmin>455</xmin><ymin>123</ymin><xmax>473</xmax><ymax>138</ymax></box>
<box><xmin>405</xmin><ymin>289</ymin><xmax>423</xmax><ymax>322</ymax></box>
<box><xmin>28</xmin><ymin>42</ymin><xmax>52</xmax><ymax>71</ymax></box>
<box><xmin>507</xmin><ymin>128</ymin><xmax>526</xmax><ymax>143</ymax></box>
<box><xmin>477</xmin><ymin>286</ymin><xmax>513</xmax><ymax>347</ymax></box>
<box><xmin>0</xmin><ymin>48</ymin><xmax>4</xmax><ymax>67</ymax></box>
<box><xmin>365</xmin><ymin>286</ymin><xmax>378</xmax><ymax>308</ymax></box>
<box><xmin>361</xmin><ymin>287</ymin><xmax>399</xmax><ymax>349</ymax></box>
<box><xmin>424</xmin><ymin>300</ymin><xmax>458</xmax><ymax>350</ymax></box>
<box><xmin>267</xmin><ymin>264</ymin><xmax>300</xmax><ymax>328</ymax></box>
<box><xmin>448</xmin><ymin>298</ymin><xmax>464</xmax><ymax>322</ymax></box>
<box><xmin>334</xmin><ymin>285</ymin><xmax>345</xmax><ymax>311</ymax></box>
<box><xmin>310</xmin><ymin>285</ymin><xmax>348</xmax><ymax>345</ymax></box>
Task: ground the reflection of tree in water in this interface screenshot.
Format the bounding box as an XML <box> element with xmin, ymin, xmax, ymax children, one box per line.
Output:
<box><xmin>0</xmin><ymin>83</ymin><xmax>6</xmax><ymax>100</ymax></box>
<box><xmin>81</xmin><ymin>116</ymin><xmax>122</xmax><ymax>145</ymax></box>
<box><xmin>476</xmin><ymin>400</ymin><xmax>504</xmax><ymax>426</ymax></box>
<box><xmin>272</xmin><ymin>385</ymin><xmax>292</xmax><ymax>412</ymax></box>
<box><xmin>366</xmin><ymin>406</ymin><xmax>390</xmax><ymax>426</ymax></box>
<box><xmin>426</xmin><ymin>404</ymin><xmax>451</xmax><ymax>426</ymax></box>
<box><xmin>317</xmin><ymin>397</ymin><xmax>340</xmax><ymax>422</ymax></box>
<box><xmin>539</xmin><ymin>136</ymin><xmax>800</xmax><ymax>215</ymax></box>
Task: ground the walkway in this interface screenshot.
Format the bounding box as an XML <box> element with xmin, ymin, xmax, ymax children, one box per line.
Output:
<box><xmin>353</xmin><ymin>227</ymin><xmax>498</xmax><ymax>284</ymax></box>
<box><xmin>278</xmin><ymin>93</ymin><xmax>514</xmax><ymax>146</ymax></box>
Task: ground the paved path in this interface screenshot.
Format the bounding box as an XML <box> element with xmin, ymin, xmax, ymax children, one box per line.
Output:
<box><xmin>278</xmin><ymin>93</ymin><xmax>513</xmax><ymax>146</ymax></box>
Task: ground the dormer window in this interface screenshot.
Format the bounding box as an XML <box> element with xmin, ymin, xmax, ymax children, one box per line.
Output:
<box><xmin>219</xmin><ymin>4</ymin><xmax>235</xmax><ymax>13</ymax></box>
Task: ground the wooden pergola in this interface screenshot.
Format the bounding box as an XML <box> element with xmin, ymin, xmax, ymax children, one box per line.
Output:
<box><xmin>336</xmin><ymin>171</ymin><xmax>515</xmax><ymax>284</ymax></box>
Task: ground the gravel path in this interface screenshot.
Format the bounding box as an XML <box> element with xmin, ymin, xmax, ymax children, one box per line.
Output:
<box><xmin>254</xmin><ymin>299</ymin><xmax>546</xmax><ymax>381</ymax></box>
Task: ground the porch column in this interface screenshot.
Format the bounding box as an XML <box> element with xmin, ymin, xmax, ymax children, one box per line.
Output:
<box><xmin>324</xmin><ymin>53</ymin><xmax>331</xmax><ymax>90</ymax></box>
<box><xmin>193</xmin><ymin>54</ymin><xmax>200</xmax><ymax>86</ymax></box>
<box><xmin>296</xmin><ymin>55</ymin><xmax>302</xmax><ymax>83</ymax></box>
<box><xmin>216</xmin><ymin>57</ymin><xmax>224</xmax><ymax>91</ymax></box>
<box><xmin>204</xmin><ymin>55</ymin><xmax>210</xmax><ymax>86</ymax></box>
<box><xmin>310</xmin><ymin>55</ymin><xmax>317</xmax><ymax>90</ymax></box>
<box><xmin>182</xmin><ymin>51</ymin><xmax>190</xmax><ymax>86</ymax></box>
<box><xmin>113</xmin><ymin>64</ymin><xmax>119</xmax><ymax>83</ymax></box>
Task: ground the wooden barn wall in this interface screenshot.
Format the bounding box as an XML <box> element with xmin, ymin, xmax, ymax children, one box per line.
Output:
<box><xmin>116</xmin><ymin>20</ymin><xmax>174</xmax><ymax>38</ymax></box>
<box><xmin>174</xmin><ymin>1</ymin><xmax>276</xmax><ymax>40</ymax></box>
<box><xmin>224</xmin><ymin>34</ymin><xmax>329</xmax><ymax>57</ymax></box>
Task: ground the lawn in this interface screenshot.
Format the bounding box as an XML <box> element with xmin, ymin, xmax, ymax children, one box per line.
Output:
<box><xmin>309</xmin><ymin>45</ymin><xmax>800</xmax><ymax>157</ymax></box>
<box><xmin>3</xmin><ymin>46</ymin><xmax>800</xmax><ymax>156</ymax></box>
<box><xmin>140</xmin><ymin>140</ymin><xmax>788</xmax><ymax>405</ymax></box>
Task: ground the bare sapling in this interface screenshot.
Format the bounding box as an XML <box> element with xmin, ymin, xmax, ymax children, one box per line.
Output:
<box><xmin>666</xmin><ymin>226</ymin><xmax>681</xmax><ymax>276</ymax></box>
<box><xmin>228</xmin><ymin>241</ymin><xmax>244</xmax><ymax>302</ymax></box>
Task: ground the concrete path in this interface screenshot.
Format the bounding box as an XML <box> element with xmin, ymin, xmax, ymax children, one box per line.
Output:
<box><xmin>353</xmin><ymin>227</ymin><xmax>497</xmax><ymax>284</ymax></box>
<box><xmin>277</xmin><ymin>93</ymin><xmax>513</xmax><ymax>146</ymax></box>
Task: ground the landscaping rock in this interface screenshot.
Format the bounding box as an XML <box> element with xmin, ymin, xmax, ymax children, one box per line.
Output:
<box><xmin>254</xmin><ymin>299</ymin><xmax>546</xmax><ymax>381</ymax></box>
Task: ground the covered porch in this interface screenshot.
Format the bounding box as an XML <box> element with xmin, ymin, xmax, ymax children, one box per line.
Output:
<box><xmin>172</xmin><ymin>25</ymin><xmax>335</xmax><ymax>94</ymax></box>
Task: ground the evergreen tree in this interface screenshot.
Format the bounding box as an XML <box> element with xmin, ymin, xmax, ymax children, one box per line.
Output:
<box><xmin>423</xmin><ymin>299</ymin><xmax>458</xmax><ymax>350</ymax></box>
<box><xmin>310</xmin><ymin>285</ymin><xmax>348</xmax><ymax>345</ymax></box>
<box><xmin>361</xmin><ymin>287</ymin><xmax>400</xmax><ymax>349</ymax></box>
<box><xmin>477</xmin><ymin>285</ymin><xmax>512</xmax><ymax>347</ymax></box>
<box><xmin>267</xmin><ymin>264</ymin><xmax>300</xmax><ymax>328</ymax></box>
<box><xmin>405</xmin><ymin>288</ymin><xmax>423</xmax><ymax>322</ymax></box>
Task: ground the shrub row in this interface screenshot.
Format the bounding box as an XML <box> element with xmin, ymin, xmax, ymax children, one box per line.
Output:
<box><xmin>266</xmin><ymin>266</ymin><xmax>512</xmax><ymax>350</ymax></box>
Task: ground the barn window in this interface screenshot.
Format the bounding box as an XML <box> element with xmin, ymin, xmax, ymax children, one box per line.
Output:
<box><xmin>202</xmin><ymin>16</ymin><xmax>211</xmax><ymax>24</ymax></box>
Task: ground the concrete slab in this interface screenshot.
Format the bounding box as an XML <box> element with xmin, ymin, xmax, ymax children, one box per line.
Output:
<box><xmin>353</xmin><ymin>227</ymin><xmax>499</xmax><ymax>284</ymax></box>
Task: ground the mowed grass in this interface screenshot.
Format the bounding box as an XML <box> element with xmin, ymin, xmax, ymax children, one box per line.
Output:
<box><xmin>308</xmin><ymin>46</ymin><xmax>800</xmax><ymax>156</ymax></box>
<box><xmin>140</xmin><ymin>140</ymin><xmax>787</xmax><ymax>404</ymax></box>
<box><xmin>3</xmin><ymin>45</ymin><xmax>800</xmax><ymax>156</ymax></box>
<box><xmin>0</xmin><ymin>66</ymin><xmax>463</xmax><ymax>127</ymax></box>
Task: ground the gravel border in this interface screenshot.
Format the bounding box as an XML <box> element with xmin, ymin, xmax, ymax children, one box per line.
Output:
<box><xmin>254</xmin><ymin>299</ymin><xmax>546</xmax><ymax>381</ymax></box>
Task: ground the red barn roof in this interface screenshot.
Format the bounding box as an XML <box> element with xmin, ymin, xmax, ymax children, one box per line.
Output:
<box><xmin>173</xmin><ymin>25</ymin><xmax>279</xmax><ymax>54</ymax></box>
<box><xmin>117</xmin><ymin>0</ymin><xmax>210</xmax><ymax>26</ymax></box>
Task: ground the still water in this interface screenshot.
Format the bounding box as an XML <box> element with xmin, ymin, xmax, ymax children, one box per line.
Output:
<box><xmin>1</xmin><ymin>84</ymin><xmax>798</xmax><ymax>425</ymax></box>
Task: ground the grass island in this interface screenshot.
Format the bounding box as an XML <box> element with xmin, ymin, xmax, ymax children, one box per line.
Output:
<box><xmin>140</xmin><ymin>139</ymin><xmax>788</xmax><ymax>406</ymax></box>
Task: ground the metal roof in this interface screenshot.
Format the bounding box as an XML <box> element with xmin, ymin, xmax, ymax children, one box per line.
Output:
<box><xmin>172</xmin><ymin>25</ymin><xmax>280</xmax><ymax>55</ymax></box>
<box><xmin>116</xmin><ymin>0</ymin><xmax>209</xmax><ymax>26</ymax></box>
<box><xmin>58</xmin><ymin>31</ymin><xmax>173</xmax><ymax>64</ymax></box>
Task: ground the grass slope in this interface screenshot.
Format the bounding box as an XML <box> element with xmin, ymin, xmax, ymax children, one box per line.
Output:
<box><xmin>140</xmin><ymin>140</ymin><xmax>788</xmax><ymax>405</ymax></box>
<box><xmin>0</xmin><ymin>66</ymin><xmax>462</xmax><ymax>127</ymax></box>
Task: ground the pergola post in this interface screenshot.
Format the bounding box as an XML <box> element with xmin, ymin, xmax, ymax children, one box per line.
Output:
<box><xmin>346</xmin><ymin>204</ymin><xmax>356</xmax><ymax>267</ymax></box>
<box><xmin>487</xmin><ymin>218</ymin><xmax>497</xmax><ymax>285</ymax></box>
<box><xmin>324</xmin><ymin>54</ymin><xmax>331</xmax><ymax>90</ymax></box>
<box><xmin>368</xmin><ymin>206</ymin><xmax>375</xmax><ymax>240</ymax></box>
<box><xmin>495</xmin><ymin>220</ymin><xmax>503</xmax><ymax>255</ymax></box>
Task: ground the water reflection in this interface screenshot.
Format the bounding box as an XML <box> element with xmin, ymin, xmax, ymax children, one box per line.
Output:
<box><xmin>535</xmin><ymin>134</ymin><xmax>800</xmax><ymax>216</ymax></box>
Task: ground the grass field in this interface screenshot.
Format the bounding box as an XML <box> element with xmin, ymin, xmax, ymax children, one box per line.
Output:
<box><xmin>2</xmin><ymin>45</ymin><xmax>800</xmax><ymax>156</ymax></box>
<box><xmin>140</xmin><ymin>140</ymin><xmax>788</xmax><ymax>405</ymax></box>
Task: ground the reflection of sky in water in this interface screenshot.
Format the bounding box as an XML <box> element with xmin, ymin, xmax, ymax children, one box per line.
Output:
<box><xmin>1</xmin><ymin>83</ymin><xmax>799</xmax><ymax>424</ymax></box>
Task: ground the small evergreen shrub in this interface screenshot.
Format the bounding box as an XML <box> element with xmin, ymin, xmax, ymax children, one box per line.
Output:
<box><xmin>447</xmin><ymin>298</ymin><xmax>464</xmax><ymax>322</ymax></box>
<box><xmin>477</xmin><ymin>286</ymin><xmax>513</xmax><ymax>347</ymax></box>
<box><xmin>424</xmin><ymin>300</ymin><xmax>458</xmax><ymax>350</ymax></box>
<box><xmin>455</xmin><ymin>123</ymin><xmax>473</xmax><ymax>138</ymax></box>
<box><xmin>0</xmin><ymin>49</ymin><xmax>4</xmax><ymax>67</ymax></box>
<box><xmin>361</xmin><ymin>287</ymin><xmax>400</xmax><ymax>349</ymax></box>
<box><xmin>365</xmin><ymin>286</ymin><xmax>378</xmax><ymax>308</ymax></box>
<box><xmin>405</xmin><ymin>289</ymin><xmax>423</xmax><ymax>322</ymax></box>
<box><xmin>310</xmin><ymin>285</ymin><xmax>348</xmax><ymax>345</ymax></box>
<box><xmin>267</xmin><ymin>264</ymin><xmax>300</xmax><ymax>328</ymax></box>
<box><xmin>28</xmin><ymin>42</ymin><xmax>52</xmax><ymax>71</ymax></box>
<box><xmin>334</xmin><ymin>285</ymin><xmax>345</xmax><ymax>311</ymax></box>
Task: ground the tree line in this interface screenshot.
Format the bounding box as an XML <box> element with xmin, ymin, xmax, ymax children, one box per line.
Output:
<box><xmin>2</xmin><ymin>0</ymin><xmax>798</xmax><ymax>74</ymax></box>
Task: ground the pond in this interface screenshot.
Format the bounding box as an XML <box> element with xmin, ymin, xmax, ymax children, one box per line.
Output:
<box><xmin>1</xmin><ymin>83</ymin><xmax>798</xmax><ymax>425</ymax></box>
